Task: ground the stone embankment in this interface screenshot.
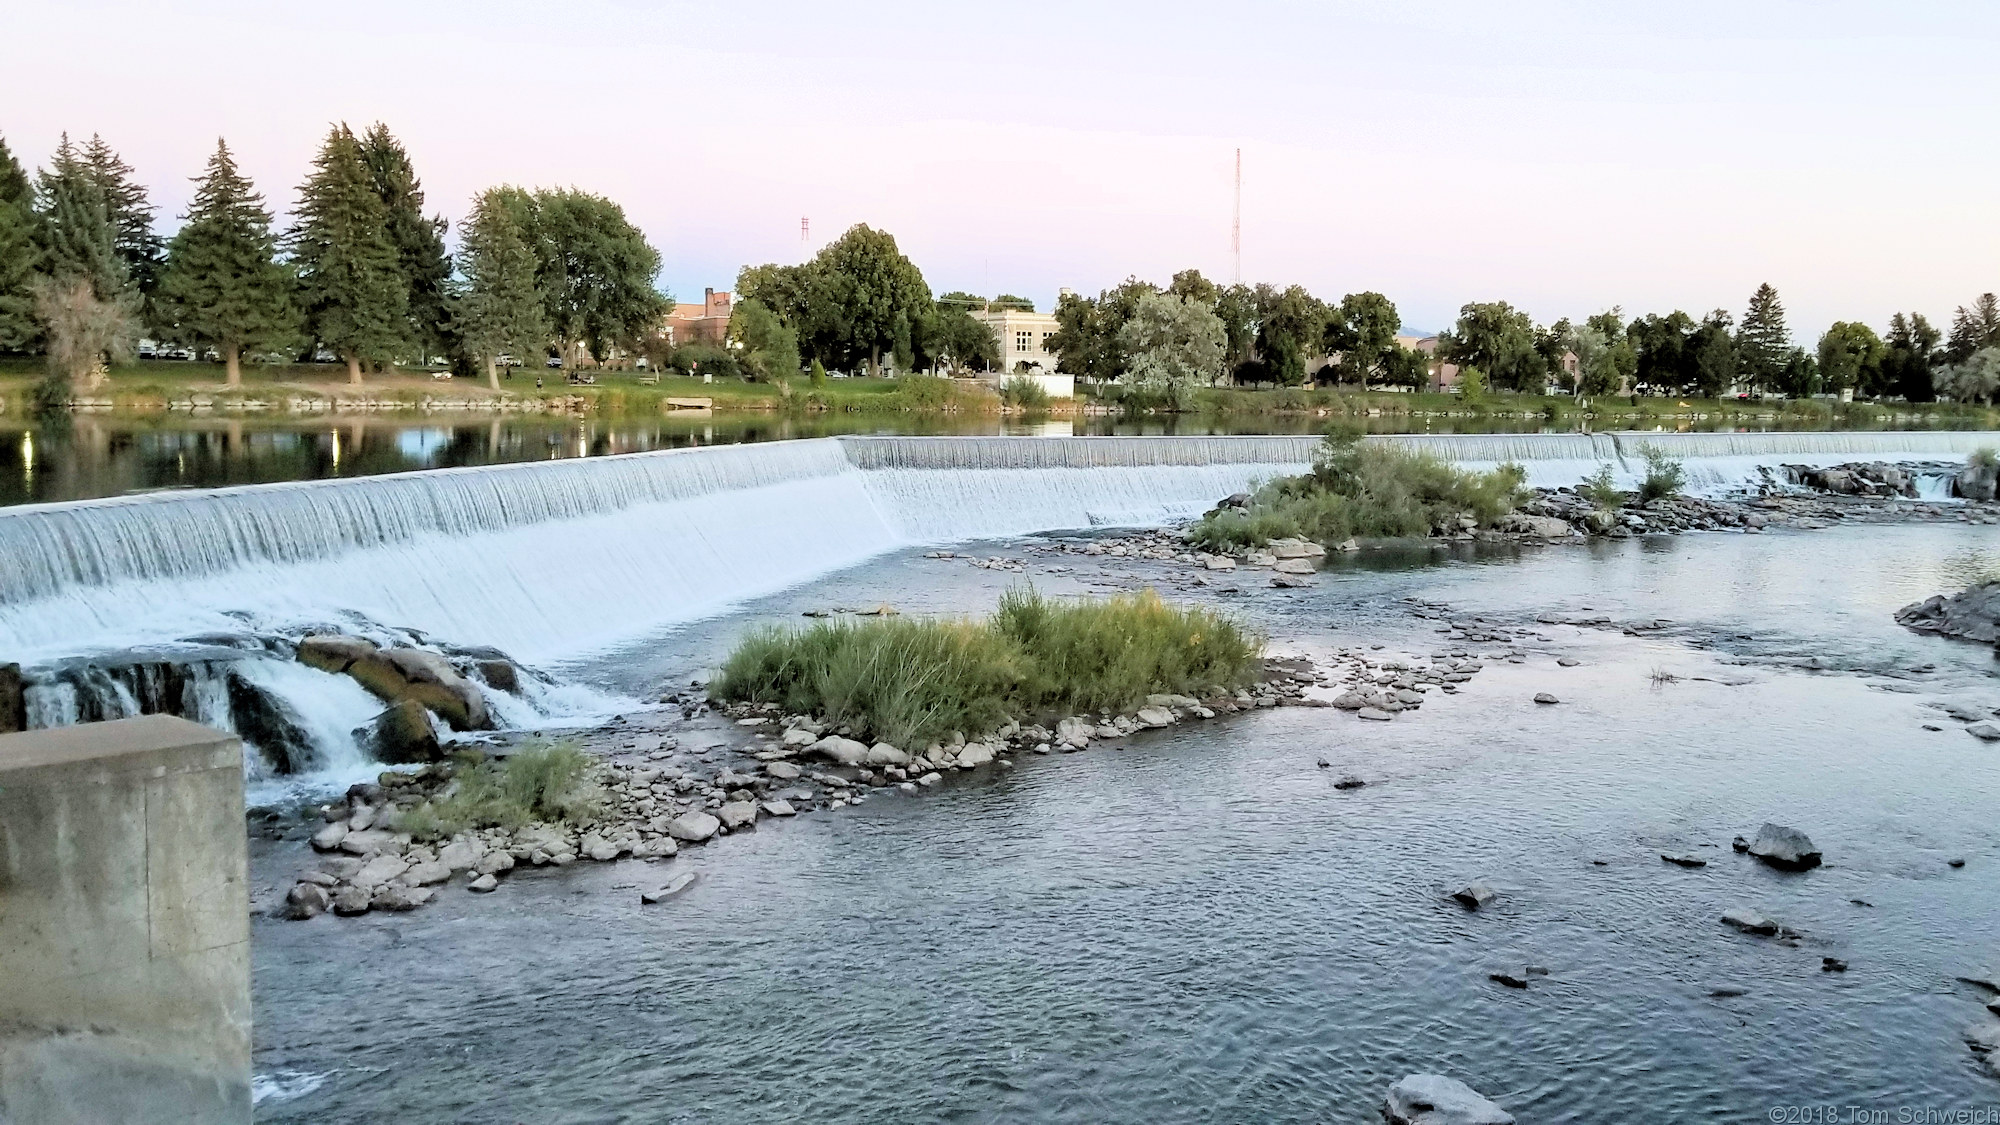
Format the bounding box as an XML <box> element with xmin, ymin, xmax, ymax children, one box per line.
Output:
<box><xmin>277</xmin><ymin>666</ymin><xmax>1318</xmax><ymax>920</ymax></box>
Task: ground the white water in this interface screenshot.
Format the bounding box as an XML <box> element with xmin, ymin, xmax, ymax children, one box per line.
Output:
<box><xmin>4</xmin><ymin>432</ymin><xmax>1990</xmax><ymax>776</ymax></box>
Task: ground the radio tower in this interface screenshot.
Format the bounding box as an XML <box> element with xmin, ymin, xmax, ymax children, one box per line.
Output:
<box><xmin>1231</xmin><ymin>148</ymin><xmax>1241</xmax><ymax>286</ymax></box>
<box><xmin>801</xmin><ymin>216</ymin><xmax>810</xmax><ymax>245</ymax></box>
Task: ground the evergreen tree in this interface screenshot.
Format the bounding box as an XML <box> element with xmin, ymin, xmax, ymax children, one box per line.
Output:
<box><xmin>358</xmin><ymin>123</ymin><xmax>453</xmax><ymax>364</ymax></box>
<box><xmin>1881</xmin><ymin>312</ymin><xmax>1942</xmax><ymax>402</ymax></box>
<box><xmin>36</xmin><ymin>135</ymin><xmax>126</xmax><ymax>301</ymax></box>
<box><xmin>33</xmin><ymin>135</ymin><xmax>138</xmax><ymax>394</ymax></box>
<box><xmin>79</xmin><ymin>134</ymin><xmax>163</xmax><ymax>319</ymax></box>
<box><xmin>0</xmin><ymin>133</ymin><xmax>41</xmax><ymax>351</ymax></box>
<box><xmin>456</xmin><ymin>186</ymin><xmax>549</xmax><ymax>388</ymax></box>
<box><xmin>1946</xmin><ymin>293</ymin><xmax>2000</xmax><ymax>364</ymax></box>
<box><xmin>1736</xmin><ymin>283</ymin><xmax>1789</xmax><ymax>394</ymax></box>
<box><xmin>290</xmin><ymin>124</ymin><xmax>409</xmax><ymax>384</ymax></box>
<box><xmin>156</xmin><ymin>139</ymin><xmax>297</xmax><ymax>386</ymax></box>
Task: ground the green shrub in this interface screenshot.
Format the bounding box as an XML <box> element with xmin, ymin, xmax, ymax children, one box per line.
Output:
<box><xmin>1970</xmin><ymin>447</ymin><xmax>1998</xmax><ymax>471</ymax></box>
<box><xmin>1578</xmin><ymin>464</ymin><xmax>1624</xmax><ymax>510</ymax></box>
<box><xmin>809</xmin><ymin>358</ymin><xmax>828</xmax><ymax>388</ymax></box>
<box><xmin>712</xmin><ymin>589</ymin><xmax>1262</xmax><ymax>746</ymax></box>
<box><xmin>394</xmin><ymin>741</ymin><xmax>604</xmax><ymax>840</ymax></box>
<box><xmin>896</xmin><ymin>373</ymin><xmax>958</xmax><ymax>410</ymax></box>
<box><xmin>1188</xmin><ymin>432</ymin><xmax>1528</xmax><ymax>549</ymax></box>
<box><xmin>1000</xmin><ymin>375</ymin><xmax>1050</xmax><ymax>409</ymax></box>
<box><xmin>1637</xmin><ymin>446</ymin><xmax>1686</xmax><ymax>503</ymax></box>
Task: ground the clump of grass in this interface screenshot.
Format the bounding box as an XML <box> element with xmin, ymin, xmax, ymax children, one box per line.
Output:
<box><xmin>1187</xmin><ymin>431</ymin><xmax>1528</xmax><ymax>551</ymax></box>
<box><xmin>1649</xmin><ymin>667</ymin><xmax>1681</xmax><ymax>686</ymax></box>
<box><xmin>1578</xmin><ymin>464</ymin><xmax>1624</xmax><ymax>510</ymax></box>
<box><xmin>896</xmin><ymin>373</ymin><xmax>959</xmax><ymax>410</ymax></box>
<box><xmin>394</xmin><ymin>740</ymin><xmax>605</xmax><ymax>841</ymax></box>
<box><xmin>1637</xmin><ymin>445</ymin><xmax>1687</xmax><ymax>504</ymax></box>
<box><xmin>1969</xmin><ymin>447</ymin><xmax>1998</xmax><ymax>471</ymax></box>
<box><xmin>999</xmin><ymin>375</ymin><xmax>1050</xmax><ymax>409</ymax></box>
<box><xmin>711</xmin><ymin>588</ymin><xmax>1262</xmax><ymax>747</ymax></box>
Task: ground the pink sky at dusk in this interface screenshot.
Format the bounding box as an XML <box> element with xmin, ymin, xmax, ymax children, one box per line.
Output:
<box><xmin>6</xmin><ymin>0</ymin><xmax>1997</xmax><ymax>338</ymax></box>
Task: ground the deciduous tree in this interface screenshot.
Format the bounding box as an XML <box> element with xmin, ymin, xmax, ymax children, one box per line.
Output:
<box><xmin>1254</xmin><ymin>284</ymin><xmax>1328</xmax><ymax>387</ymax></box>
<box><xmin>1815</xmin><ymin>322</ymin><xmax>1881</xmax><ymax>397</ymax></box>
<box><xmin>727</xmin><ymin>297</ymin><xmax>801</xmax><ymax>381</ymax></box>
<box><xmin>455</xmin><ymin>186</ymin><xmax>549</xmax><ymax>387</ymax></box>
<box><xmin>1117</xmin><ymin>290</ymin><xmax>1224</xmax><ymax>410</ymax></box>
<box><xmin>156</xmin><ymin>139</ymin><xmax>297</xmax><ymax>386</ymax></box>
<box><xmin>1325</xmin><ymin>291</ymin><xmax>1399</xmax><ymax>388</ymax></box>
<box><xmin>1441</xmin><ymin>301</ymin><xmax>1542</xmax><ymax>392</ymax></box>
<box><xmin>528</xmin><ymin>187</ymin><xmax>667</xmax><ymax>368</ymax></box>
<box><xmin>1690</xmin><ymin>310</ymin><xmax>1737</xmax><ymax>398</ymax></box>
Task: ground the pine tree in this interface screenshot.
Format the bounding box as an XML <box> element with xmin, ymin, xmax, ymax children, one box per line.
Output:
<box><xmin>358</xmin><ymin>123</ymin><xmax>453</xmax><ymax>365</ymax></box>
<box><xmin>456</xmin><ymin>187</ymin><xmax>548</xmax><ymax>388</ymax></box>
<box><xmin>33</xmin><ymin>135</ymin><xmax>139</xmax><ymax>394</ymax></box>
<box><xmin>0</xmin><ymin>133</ymin><xmax>41</xmax><ymax>351</ymax></box>
<box><xmin>290</xmin><ymin>124</ymin><xmax>409</xmax><ymax>384</ymax></box>
<box><xmin>157</xmin><ymin>139</ymin><xmax>297</xmax><ymax>387</ymax></box>
<box><xmin>1736</xmin><ymin>283</ymin><xmax>1789</xmax><ymax>394</ymax></box>
<box><xmin>79</xmin><ymin>134</ymin><xmax>163</xmax><ymax>318</ymax></box>
<box><xmin>36</xmin><ymin>135</ymin><xmax>126</xmax><ymax>301</ymax></box>
<box><xmin>1946</xmin><ymin>293</ymin><xmax>2000</xmax><ymax>364</ymax></box>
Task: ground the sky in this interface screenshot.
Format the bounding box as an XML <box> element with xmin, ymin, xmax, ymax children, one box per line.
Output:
<box><xmin>5</xmin><ymin>0</ymin><xmax>1997</xmax><ymax>338</ymax></box>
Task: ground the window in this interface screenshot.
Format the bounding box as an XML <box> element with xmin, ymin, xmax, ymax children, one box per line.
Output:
<box><xmin>1041</xmin><ymin>332</ymin><xmax>1052</xmax><ymax>352</ymax></box>
<box><xmin>1016</xmin><ymin>331</ymin><xmax>1032</xmax><ymax>352</ymax></box>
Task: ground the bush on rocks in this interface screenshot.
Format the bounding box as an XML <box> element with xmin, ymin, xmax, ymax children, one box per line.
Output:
<box><xmin>393</xmin><ymin>741</ymin><xmax>605</xmax><ymax>841</ymax></box>
<box><xmin>712</xmin><ymin>588</ymin><xmax>1261</xmax><ymax>747</ymax></box>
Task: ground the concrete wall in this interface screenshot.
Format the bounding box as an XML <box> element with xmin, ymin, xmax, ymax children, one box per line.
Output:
<box><xmin>0</xmin><ymin>715</ymin><xmax>249</xmax><ymax>1125</ymax></box>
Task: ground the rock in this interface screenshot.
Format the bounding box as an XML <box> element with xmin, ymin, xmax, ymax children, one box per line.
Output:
<box><xmin>765</xmin><ymin>760</ymin><xmax>803</xmax><ymax>781</ymax></box>
<box><xmin>1505</xmin><ymin>514</ymin><xmax>1575</xmax><ymax>538</ymax></box>
<box><xmin>297</xmin><ymin>634</ymin><xmax>377</xmax><ymax>674</ymax></box>
<box><xmin>1334</xmin><ymin>537</ymin><xmax>1359</xmax><ymax>552</ymax></box>
<box><xmin>1271</xmin><ymin>574</ymin><xmax>1313</xmax><ymax>588</ymax></box>
<box><xmin>1273</xmin><ymin>558</ymin><xmax>1317</xmax><ymax>575</ymax></box>
<box><xmin>1709</xmin><ymin>986</ymin><xmax>1749</xmax><ymax>998</ymax></box>
<box><xmin>436</xmin><ymin>840</ymin><xmax>481</xmax><ymax>871</ymax></box>
<box><xmin>468</xmin><ymin>873</ymin><xmax>499</xmax><ymax>893</ymax></box>
<box><xmin>917</xmin><ymin>771</ymin><xmax>943</xmax><ymax>787</ymax></box>
<box><xmin>1332</xmin><ymin>691</ymin><xmax>1367</xmax><ymax>710</ymax></box>
<box><xmin>1488</xmin><ymin>972</ymin><xmax>1529</xmax><ymax>989</ymax></box>
<box><xmin>360</xmin><ymin>699</ymin><xmax>442</xmax><ymax>765</ymax></box>
<box><xmin>781</xmin><ymin>726</ymin><xmax>817</xmax><ymax>749</ymax></box>
<box><xmin>353</xmin><ymin>854</ymin><xmax>410</xmax><ymax>888</ymax></box>
<box><xmin>1204</xmin><ymin>556</ymin><xmax>1236</xmax><ymax>570</ymax></box>
<box><xmin>1967</xmin><ymin>722</ymin><xmax>2000</xmax><ymax>741</ymax></box>
<box><xmin>347</xmin><ymin>649</ymin><xmax>491</xmax><ymax>731</ymax></box>
<box><xmin>280</xmin><ymin>882</ymin><xmax>330</xmax><ymax>920</ymax></box>
<box><xmin>1895</xmin><ymin>581</ymin><xmax>2000</xmax><ymax>644</ymax></box>
<box><xmin>1960</xmin><ymin>459</ymin><xmax>1999</xmax><ymax>502</ymax></box>
<box><xmin>641</xmin><ymin>872</ymin><xmax>699</xmax><ymax>904</ymax></box>
<box><xmin>1218</xmin><ymin>492</ymin><xmax>1252</xmax><ymax>509</ymax></box>
<box><xmin>1821</xmin><ymin>957</ymin><xmax>1848</xmax><ymax>972</ymax></box>
<box><xmin>1269</xmin><ymin>537</ymin><xmax>1325</xmax><ymax>559</ymax></box>
<box><xmin>1731</xmin><ymin>835</ymin><xmax>1750</xmax><ymax>852</ymax></box>
<box><xmin>1451</xmin><ymin>883</ymin><xmax>1496</xmax><ymax>911</ymax></box>
<box><xmin>666</xmin><ymin>811</ymin><xmax>720</xmax><ymax>842</ymax></box>
<box><xmin>373</xmin><ymin>884</ymin><xmax>434</xmax><ymax>912</ymax></box>
<box><xmin>581</xmin><ymin>833</ymin><xmax>624</xmax><ymax>862</ymax></box>
<box><xmin>404</xmin><ymin>861</ymin><xmax>452</xmax><ymax>886</ymax></box>
<box><xmin>807</xmin><ymin>735</ymin><xmax>869</xmax><ymax>767</ymax></box>
<box><xmin>1383</xmin><ymin>1074</ymin><xmax>1514</xmax><ymax>1125</ymax></box>
<box><xmin>957</xmin><ymin>744</ymin><xmax>996</xmax><ymax>767</ymax></box>
<box><xmin>864</xmin><ymin>743</ymin><xmax>909</xmax><ymax>767</ymax></box>
<box><xmin>1747</xmin><ymin>823</ymin><xmax>1822</xmax><ymax>870</ymax></box>
<box><xmin>474</xmin><ymin>659</ymin><xmax>520</xmax><ymax>694</ymax></box>
<box><xmin>1721</xmin><ymin>908</ymin><xmax>1780</xmax><ymax>936</ymax></box>
<box><xmin>716</xmin><ymin>801</ymin><xmax>758</xmax><ymax>830</ymax></box>
<box><xmin>1357</xmin><ymin>707</ymin><xmax>1394</xmax><ymax>722</ymax></box>
<box><xmin>761</xmin><ymin>799</ymin><xmax>796</xmax><ymax>817</ymax></box>
<box><xmin>1135</xmin><ymin>707</ymin><xmax>1175</xmax><ymax>728</ymax></box>
<box><xmin>1334</xmin><ymin>775</ymin><xmax>1366</xmax><ymax>790</ymax></box>
<box><xmin>474</xmin><ymin>850</ymin><xmax>515</xmax><ymax>876</ymax></box>
<box><xmin>1661</xmin><ymin>853</ymin><xmax>1707</xmax><ymax>868</ymax></box>
<box><xmin>1532</xmin><ymin>693</ymin><xmax>1560</xmax><ymax>705</ymax></box>
<box><xmin>1556</xmin><ymin>657</ymin><xmax>1580</xmax><ymax>667</ymax></box>
<box><xmin>310</xmin><ymin>821</ymin><xmax>350</xmax><ymax>852</ymax></box>
<box><xmin>331</xmin><ymin>886</ymin><xmax>373</xmax><ymax>916</ymax></box>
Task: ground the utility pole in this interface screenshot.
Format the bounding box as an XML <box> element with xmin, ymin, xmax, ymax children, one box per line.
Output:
<box><xmin>1231</xmin><ymin>147</ymin><xmax>1241</xmax><ymax>286</ymax></box>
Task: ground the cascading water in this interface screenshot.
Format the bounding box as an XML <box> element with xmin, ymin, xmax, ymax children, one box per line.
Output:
<box><xmin>4</xmin><ymin>431</ymin><xmax>1993</xmax><ymax>783</ymax></box>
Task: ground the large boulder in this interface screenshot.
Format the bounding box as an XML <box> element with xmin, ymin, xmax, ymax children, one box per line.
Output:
<box><xmin>1384</xmin><ymin>1074</ymin><xmax>1514</xmax><ymax>1125</ymax></box>
<box><xmin>1895</xmin><ymin>582</ymin><xmax>2000</xmax><ymax>644</ymax></box>
<box><xmin>297</xmin><ymin>634</ymin><xmax>378</xmax><ymax>674</ymax></box>
<box><xmin>345</xmin><ymin>648</ymin><xmax>491</xmax><ymax>730</ymax></box>
<box><xmin>666</xmin><ymin>811</ymin><xmax>720</xmax><ymax>842</ymax></box>
<box><xmin>1747</xmin><ymin>823</ymin><xmax>1822</xmax><ymax>870</ymax></box>
<box><xmin>1503</xmin><ymin>514</ymin><xmax>1576</xmax><ymax>538</ymax></box>
<box><xmin>808</xmin><ymin>736</ymin><xmax>869</xmax><ymax>767</ymax></box>
<box><xmin>360</xmin><ymin>699</ymin><xmax>443</xmax><ymax>765</ymax></box>
<box><xmin>1959</xmin><ymin>458</ymin><xmax>1999</xmax><ymax>501</ymax></box>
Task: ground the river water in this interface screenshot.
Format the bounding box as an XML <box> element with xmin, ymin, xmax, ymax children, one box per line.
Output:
<box><xmin>250</xmin><ymin>522</ymin><xmax>2000</xmax><ymax>1123</ymax></box>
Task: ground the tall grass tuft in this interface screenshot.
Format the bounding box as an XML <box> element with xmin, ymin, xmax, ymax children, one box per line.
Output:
<box><xmin>1636</xmin><ymin>445</ymin><xmax>1686</xmax><ymax>503</ymax></box>
<box><xmin>712</xmin><ymin>589</ymin><xmax>1262</xmax><ymax>747</ymax></box>
<box><xmin>999</xmin><ymin>375</ymin><xmax>1051</xmax><ymax>409</ymax></box>
<box><xmin>1188</xmin><ymin>431</ymin><xmax>1528</xmax><ymax>551</ymax></box>
<box><xmin>1578</xmin><ymin>464</ymin><xmax>1624</xmax><ymax>510</ymax></box>
<box><xmin>394</xmin><ymin>741</ymin><xmax>604</xmax><ymax>840</ymax></box>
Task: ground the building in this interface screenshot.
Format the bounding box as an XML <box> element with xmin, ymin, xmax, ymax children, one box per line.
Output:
<box><xmin>666</xmin><ymin>289</ymin><xmax>733</xmax><ymax>347</ymax></box>
<box><xmin>972</xmin><ymin>304</ymin><xmax>1072</xmax><ymax>398</ymax></box>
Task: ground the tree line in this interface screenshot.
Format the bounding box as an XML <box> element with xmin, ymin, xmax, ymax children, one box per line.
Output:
<box><xmin>0</xmin><ymin>125</ymin><xmax>665</xmax><ymax>402</ymax></box>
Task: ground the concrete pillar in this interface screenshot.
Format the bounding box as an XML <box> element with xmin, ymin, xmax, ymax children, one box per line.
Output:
<box><xmin>0</xmin><ymin>664</ymin><xmax>23</xmax><ymax>733</ymax></box>
<box><xmin>0</xmin><ymin>715</ymin><xmax>249</xmax><ymax>1124</ymax></box>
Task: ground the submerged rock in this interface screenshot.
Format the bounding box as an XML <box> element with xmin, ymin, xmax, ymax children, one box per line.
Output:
<box><xmin>1661</xmin><ymin>853</ymin><xmax>1707</xmax><ymax>868</ymax></box>
<box><xmin>1747</xmin><ymin>823</ymin><xmax>1822</xmax><ymax>870</ymax></box>
<box><xmin>1895</xmin><ymin>582</ymin><xmax>2000</xmax><ymax>644</ymax></box>
<box><xmin>1451</xmin><ymin>883</ymin><xmax>1497</xmax><ymax>911</ymax></box>
<box><xmin>280</xmin><ymin>882</ymin><xmax>329</xmax><ymax>920</ymax></box>
<box><xmin>1721</xmin><ymin>908</ymin><xmax>1781</xmax><ymax>936</ymax></box>
<box><xmin>1967</xmin><ymin>721</ymin><xmax>2000</xmax><ymax>742</ymax></box>
<box><xmin>1383</xmin><ymin>1074</ymin><xmax>1514</xmax><ymax>1125</ymax></box>
<box><xmin>641</xmin><ymin>872</ymin><xmax>698</xmax><ymax>904</ymax></box>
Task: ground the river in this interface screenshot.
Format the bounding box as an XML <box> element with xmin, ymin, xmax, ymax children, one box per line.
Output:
<box><xmin>247</xmin><ymin>521</ymin><xmax>2000</xmax><ymax>1122</ymax></box>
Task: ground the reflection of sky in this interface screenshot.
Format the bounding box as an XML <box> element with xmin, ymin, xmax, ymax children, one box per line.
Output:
<box><xmin>396</xmin><ymin>429</ymin><xmax>451</xmax><ymax>463</ymax></box>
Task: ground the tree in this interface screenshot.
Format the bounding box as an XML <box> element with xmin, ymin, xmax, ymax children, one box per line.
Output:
<box><xmin>727</xmin><ymin>297</ymin><xmax>801</xmax><ymax>381</ymax></box>
<box><xmin>1255</xmin><ymin>284</ymin><xmax>1329</xmax><ymax>387</ymax></box>
<box><xmin>76</xmin><ymin>135</ymin><xmax>162</xmax><ymax>326</ymax></box>
<box><xmin>1629</xmin><ymin>311</ymin><xmax>1697</xmax><ymax>394</ymax></box>
<box><xmin>1045</xmin><ymin>278</ymin><xmax>1156</xmax><ymax>383</ymax></box>
<box><xmin>1166</xmin><ymin>268</ymin><xmax>1218</xmax><ymax>309</ymax></box>
<box><xmin>0</xmin><ymin>133</ymin><xmax>39</xmax><ymax>351</ymax></box>
<box><xmin>32</xmin><ymin>274</ymin><xmax>136</xmax><ymax>411</ymax></box>
<box><xmin>455</xmin><ymin>186</ymin><xmax>549</xmax><ymax>388</ymax></box>
<box><xmin>1213</xmin><ymin>283</ymin><xmax>1258</xmax><ymax>379</ymax></box>
<box><xmin>1776</xmin><ymin>347</ymin><xmax>1818</xmax><ymax>398</ymax></box>
<box><xmin>1880</xmin><ymin>312</ymin><xmax>1942</xmax><ymax>402</ymax></box>
<box><xmin>1946</xmin><ymin>294</ymin><xmax>2000</xmax><ymax>364</ymax></box>
<box><xmin>291</xmin><ymin>124</ymin><xmax>409</xmax><ymax>383</ymax></box>
<box><xmin>1378</xmin><ymin>344</ymin><xmax>1430</xmax><ymax>390</ymax></box>
<box><xmin>358</xmin><ymin>123</ymin><xmax>454</xmax><ymax>364</ymax></box>
<box><xmin>1325</xmin><ymin>291</ymin><xmax>1400</xmax><ymax>388</ymax></box>
<box><xmin>1534</xmin><ymin>317</ymin><xmax>1578</xmax><ymax>391</ymax></box>
<box><xmin>1937</xmin><ymin>347</ymin><xmax>2000</xmax><ymax>404</ymax></box>
<box><xmin>526</xmin><ymin>188</ymin><xmax>667</xmax><ymax>368</ymax></box>
<box><xmin>1117</xmin><ymin>290</ymin><xmax>1224</xmax><ymax>410</ymax></box>
<box><xmin>1440</xmin><ymin>301</ymin><xmax>1543</xmax><ymax>391</ymax></box>
<box><xmin>1690</xmin><ymin>310</ymin><xmax>1737</xmax><ymax>398</ymax></box>
<box><xmin>1815</xmin><ymin>322</ymin><xmax>1881</xmax><ymax>397</ymax></box>
<box><xmin>1570</xmin><ymin>310</ymin><xmax>1635</xmax><ymax>396</ymax></box>
<box><xmin>990</xmin><ymin>293</ymin><xmax>1034</xmax><ymax>312</ymax></box>
<box><xmin>1736</xmin><ymin>283</ymin><xmax>1789</xmax><ymax>394</ymax></box>
<box><xmin>928</xmin><ymin>304</ymin><xmax>998</xmax><ymax>372</ymax></box>
<box><xmin>155</xmin><ymin>139</ymin><xmax>297</xmax><ymax>386</ymax></box>
<box><xmin>813</xmin><ymin>224</ymin><xmax>931</xmax><ymax>373</ymax></box>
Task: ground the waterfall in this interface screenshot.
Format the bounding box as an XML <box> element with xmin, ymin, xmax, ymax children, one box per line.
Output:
<box><xmin>4</xmin><ymin>430</ymin><xmax>1994</xmax><ymax>779</ymax></box>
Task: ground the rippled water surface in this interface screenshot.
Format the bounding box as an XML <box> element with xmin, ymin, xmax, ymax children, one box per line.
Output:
<box><xmin>252</xmin><ymin>524</ymin><xmax>2000</xmax><ymax>1123</ymax></box>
